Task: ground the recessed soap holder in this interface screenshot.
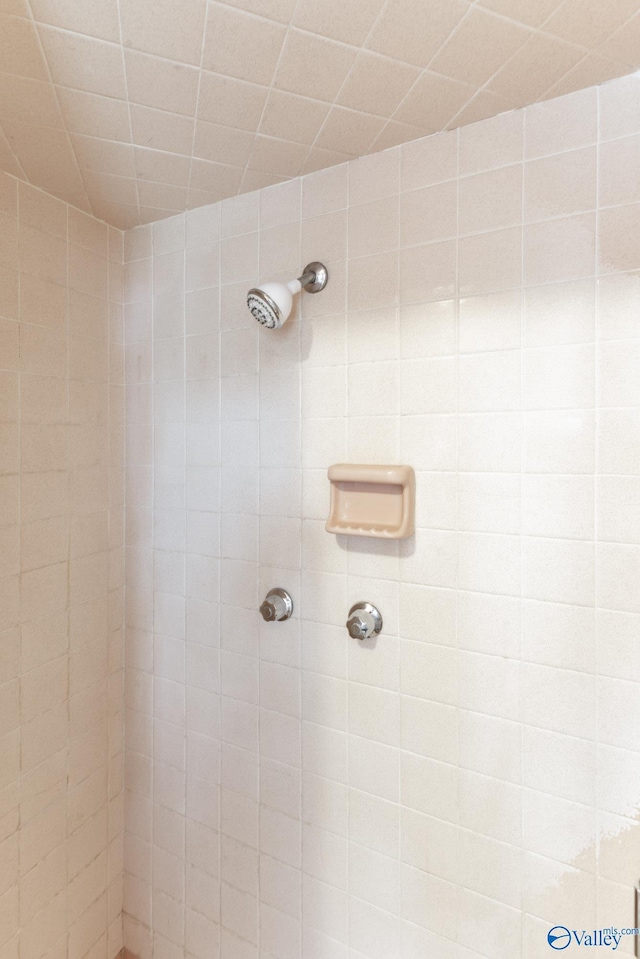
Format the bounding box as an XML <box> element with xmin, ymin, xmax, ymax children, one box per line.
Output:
<box><xmin>326</xmin><ymin>464</ymin><xmax>415</xmax><ymax>539</ymax></box>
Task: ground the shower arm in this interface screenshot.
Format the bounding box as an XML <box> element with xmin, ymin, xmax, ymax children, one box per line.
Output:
<box><xmin>295</xmin><ymin>261</ymin><xmax>328</xmax><ymax>294</ymax></box>
<box><xmin>297</xmin><ymin>268</ymin><xmax>316</xmax><ymax>288</ymax></box>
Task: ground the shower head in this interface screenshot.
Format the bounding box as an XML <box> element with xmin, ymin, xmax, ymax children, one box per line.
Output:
<box><xmin>247</xmin><ymin>261</ymin><xmax>328</xmax><ymax>329</ymax></box>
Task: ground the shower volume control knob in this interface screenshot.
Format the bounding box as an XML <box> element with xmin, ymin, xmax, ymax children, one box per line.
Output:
<box><xmin>346</xmin><ymin>602</ymin><xmax>383</xmax><ymax>641</ymax></box>
<box><xmin>260</xmin><ymin>588</ymin><xmax>293</xmax><ymax>622</ymax></box>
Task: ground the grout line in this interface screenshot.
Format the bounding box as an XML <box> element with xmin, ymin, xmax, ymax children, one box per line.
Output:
<box><xmin>453</xmin><ymin>122</ymin><xmax>462</xmax><ymax>951</ymax></box>
<box><xmin>300</xmin><ymin>0</ymin><xmax>393</xmax><ymax>173</ymax></box>
<box><xmin>214</xmin><ymin>202</ymin><xmax>223</xmax><ymax>959</ymax></box>
<box><xmin>237</xmin><ymin>0</ymin><xmax>300</xmax><ymax>195</ymax></box>
<box><xmin>185</xmin><ymin>0</ymin><xmax>212</xmax><ymax>209</ymax></box>
<box><xmin>113</xmin><ymin>0</ymin><xmax>142</xmax><ymax>225</ymax></box>
<box><xmin>256</xmin><ymin>188</ymin><xmax>262</xmax><ymax>958</ymax></box>
<box><xmin>22</xmin><ymin>0</ymin><xmax>94</xmax><ymax>216</ymax></box>
<box><xmin>519</xmin><ymin>96</ymin><xmax>526</xmax><ymax>953</ymax></box>
<box><xmin>593</xmin><ymin>79</ymin><xmax>601</xmax><ymax>895</ymax></box>
<box><xmin>0</xmin><ymin>120</ymin><xmax>30</xmax><ymax>183</ymax></box>
<box><xmin>149</xmin><ymin>221</ymin><xmax>156</xmax><ymax>955</ymax></box>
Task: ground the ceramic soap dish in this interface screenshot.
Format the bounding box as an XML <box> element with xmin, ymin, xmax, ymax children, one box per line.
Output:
<box><xmin>326</xmin><ymin>464</ymin><xmax>415</xmax><ymax>539</ymax></box>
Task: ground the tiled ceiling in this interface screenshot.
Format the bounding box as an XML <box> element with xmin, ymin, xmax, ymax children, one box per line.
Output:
<box><xmin>1</xmin><ymin>0</ymin><xmax>639</xmax><ymax>228</ymax></box>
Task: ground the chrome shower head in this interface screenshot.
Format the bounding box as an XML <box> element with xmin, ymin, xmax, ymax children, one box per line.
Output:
<box><xmin>247</xmin><ymin>261</ymin><xmax>328</xmax><ymax>329</ymax></box>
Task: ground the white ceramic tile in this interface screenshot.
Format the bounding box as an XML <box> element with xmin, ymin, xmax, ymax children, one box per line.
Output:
<box><xmin>115</xmin><ymin>75</ymin><xmax>640</xmax><ymax>959</ymax></box>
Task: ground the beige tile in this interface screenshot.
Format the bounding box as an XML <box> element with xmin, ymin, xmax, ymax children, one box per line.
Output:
<box><xmin>19</xmin><ymin>224</ymin><xmax>67</xmax><ymax>285</ymax></box>
<box><xmin>259</xmin><ymin>91</ymin><xmax>330</xmax><ymax>146</ymax></box>
<box><xmin>124</xmin><ymin>50</ymin><xmax>199</xmax><ymax>116</ymax></box>
<box><xmin>20</xmin><ymin>324</ymin><xmax>67</xmax><ymax>377</ymax></box>
<box><xmin>337</xmin><ymin>52</ymin><xmax>420</xmax><ymax>118</ymax></box>
<box><xmin>216</xmin><ymin>0</ymin><xmax>297</xmax><ymax>21</ymax></box>
<box><xmin>73</xmin><ymin>135</ymin><xmax>135</xmax><ymax>179</ymax></box>
<box><xmin>0</xmin><ymin>74</ymin><xmax>63</xmax><ymax>130</ymax></box>
<box><xmin>193</xmin><ymin>119</ymin><xmax>255</xmax><ymax>167</ymax></box>
<box><xmin>83</xmin><ymin>171</ymin><xmax>138</xmax><ymax>208</ymax></box>
<box><xmin>478</xmin><ymin>0</ymin><xmax>560</xmax><ymax>25</ymax></box>
<box><xmin>239</xmin><ymin>170</ymin><xmax>285</xmax><ymax>194</ymax></box>
<box><xmin>599</xmin><ymin>9</ymin><xmax>640</xmax><ymax>67</ymax></box>
<box><xmin>19</xmin><ymin>183</ymin><xmax>67</xmax><ymax>238</ymax></box>
<box><xmin>134</xmin><ymin>149</ymin><xmax>191</xmax><ymax>189</ymax></box>
<box><xmin>1</xmin><ymin>0</ymin><xmax>37</xmax><ymax>12</ymax></box>
<box><xmin>247</xmin><ymin>136</ymin><xmax>307</xmax><ymax>177</ymax></box>
<box><xmin>20</xmin><ymin>373</ymin><xmax>67</xmax><ymax>425</ymax></box>
<box><xmin>488</xmin><ymin>32</ymin><xmax>586</xmax><ymax>104</ymax></box>
<box><xmin>198</xmin><ymin>72</ymin><xmax>269</xmax><ymax>132</ymax></box>
<box><xmin>293</xmin><ymin>0</ymin><xmax>383</xmax><ymax>45</ymax></box>
<box><xmin>0</xmin><ymin>151</ymin><xmax>22</xmax><ymax>182</ymax></box>
<box><xmin>273</xmin><ymin>29</ymin><xmax>357</xmax><ymax>103</ymax></box>
<box><xmin>369</xmin><ymin>120</ymin><xmax>425</xmax><ymax>153</ymax></box>
<box><xmin>203</xmin><ymin>3</ymin><xmax>286</xmax><ymax>86</ymax></box>
<box><xmin>58</xmin><ymin>88</ymin><xmax>131</xmax><ymax>142</ymax></box>
<box><xmin>0</xmin><ymin>318</ymin><xmax>18</xmax><ymax>367</ymax></box>
<box><xmin>315</xmin><ymin>107</ymin><xmax>384</xmax><ymax>156</ymax></box>
<box><xmin>545</xmin><ymin>52</ymin><xmax>631</xmax><ymax>100</ymax></box>
<box><xmin>0</xmin><ymin>261</ymin><xmax>18</xmax><ymax>322</ymax></box>
<box><xmin>0</xmin><ymin>370</ymin><xmax>18</xmax><ymax>423</ymax></box>
<box><xmin>0</xmin><ymin>13</ymin><xmax>48</xmax><ymax>80</ymax></box>
<box><xmin>393</xmin><ymin>71</ymin><xmax>474</xmax><ymax>130</ymax></box>
<box><xmin>192</xmin><ymin>158</ymin><xmax>244</xmax><ymax>195</ymax></box>
<box><xmin>430</xmin><ymin>8</ymin><xmax>529</xmax><ymax>88</ymax></box>
<box><xmin>119</xmin><ymin>0</ymin><xmax>207</xmax><ymax>64</ymax></box>
<box><xmin>5</xmin><ymin>124</ymin><xmax>87</xmax><ymax>205</ymax></box>
<box><xmin>0</xmin><ymin>175</ymin><xmax>17</xmax><ymax>217</ymax></box>
<box><xmin>39</xmin><ymin>26</ymin><xmax>126</xmax><ymax>99</ymax></box>
<box><xmin>457</xmin><ymin>95</ymin><xmax>520</xmax><ymax>136</ymax></box>
<box><xmin>0</xmin><ymin>214</ymin><xmax>18</xmax><ymax>273</ymax></box>
<box><xmin>300</xmin><ymin>146</ymin><xmax>353</xmax><ymax>176</ymax></box>
<box><xmin>367</xmin><ymin>0</ymin><xmax>469</xmax><ymax>67</ymax></box>
<box><xmin>29</xmin><ymin>0</ymin><xmax>121</xmax><ymax>42</ymax></box>
<box><xmin>130</xmin><ymin>105</ymin><xmax>194</xmax><ymax>156</ymax></box>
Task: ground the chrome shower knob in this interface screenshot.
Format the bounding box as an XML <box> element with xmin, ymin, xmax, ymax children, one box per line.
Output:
<box><xmin>347</xmin><ymin>615</ymin><xmax>369</xmax><ymax>640</ymax></box>
<box><xmin>260</xmin><ymin>588</ymin><xmax>294</xmax><ymax>622</ymax></box>
<box><xmin>346</xmin><ymin>602</ymin><xmax>383</xmax><ymax>641</ymax></box>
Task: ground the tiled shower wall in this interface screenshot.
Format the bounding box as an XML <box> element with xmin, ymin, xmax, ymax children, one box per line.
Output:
<box><xmin>123</xmin><ymin>72</ymin><xmax>640</xmax><ymax>959</ymax></box>
<box><xmin>0</xmin><ymin>172</ymin><xmax>125</xmax><ymax>957</ymax></box>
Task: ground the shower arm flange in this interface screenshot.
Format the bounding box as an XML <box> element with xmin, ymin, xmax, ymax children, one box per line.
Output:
<box><xmin>298</xmin><ymin>261</ymin><xmax>328</xmax><ymax>294</ymax></box>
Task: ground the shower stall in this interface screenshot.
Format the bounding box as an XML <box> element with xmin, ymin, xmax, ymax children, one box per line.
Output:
<box><xmin>119</xmin><ymin>75</ymin><xmax>640</xmax><ymax>959</ymax></box>
<box><xmin>2</xmin><ymin>71</ymin><xmax>640</xmax><ymax>959</ymax></box>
